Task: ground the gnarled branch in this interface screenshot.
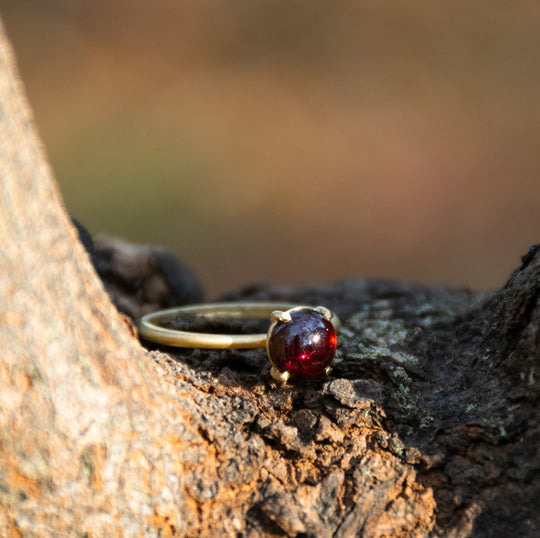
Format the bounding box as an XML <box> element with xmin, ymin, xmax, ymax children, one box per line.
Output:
<box><xmin>0</xmin><ymin>17</ymin><xmax>538</xmax><ymax>537</ymax></box>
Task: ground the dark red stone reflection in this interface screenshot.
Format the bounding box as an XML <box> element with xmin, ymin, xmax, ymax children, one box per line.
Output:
<box><xmin>268</xmin><ymin>308</ymin><xmax>337</xmax><ymax>378</ymax></box>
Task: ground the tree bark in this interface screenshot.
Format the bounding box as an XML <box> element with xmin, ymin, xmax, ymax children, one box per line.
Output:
<box><xmin>0</xmin><ymin>17</ymin><xmax>538</xmax><ymax>538</ymax></box>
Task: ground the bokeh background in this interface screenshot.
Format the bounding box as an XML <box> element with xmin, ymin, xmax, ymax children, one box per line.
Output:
<box><xmin>2</xmin><ymin>1</ymin><xmax>539</xmax><ymax>297</ymax></box>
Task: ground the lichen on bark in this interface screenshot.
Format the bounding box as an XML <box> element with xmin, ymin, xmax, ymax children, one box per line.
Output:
<box><xmin>0</xmin><ymin>13</ymin><xmax>538</xmax><ymax>537</ymax></box>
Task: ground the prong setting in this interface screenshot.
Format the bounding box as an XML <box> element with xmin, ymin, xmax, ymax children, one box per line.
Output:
<box><xmin>270</xmin><ymin>367</ymin><xmax>290</xmax><ymax>383</ymax></box>
<box><xmin>315</xmin><ymin>306</ymin><xmax>333</xmax><ymax>322</ymax></box>
<box><xmin>271</xmin><ymin>310</ymin><xmax>292</xmax><ymax>323</ymax></box>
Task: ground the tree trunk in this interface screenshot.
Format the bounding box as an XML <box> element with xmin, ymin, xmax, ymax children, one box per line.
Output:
<box><xmin>0</xmin><ymin>17</ymin><xmax>538</xmax><ymax>538</ymax></box>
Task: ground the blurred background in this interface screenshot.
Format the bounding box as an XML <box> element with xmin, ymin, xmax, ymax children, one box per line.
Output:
<box><xmin>1</xmin><ymin>1</ymin><xmax>539</xmax><ymax>297</ymax></box>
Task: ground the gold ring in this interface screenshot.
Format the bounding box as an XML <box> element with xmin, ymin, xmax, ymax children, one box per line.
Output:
<box><xmin>139</xmin><ymin>302</ymin><xmax>340</xmax><ymax>382</ymax></box>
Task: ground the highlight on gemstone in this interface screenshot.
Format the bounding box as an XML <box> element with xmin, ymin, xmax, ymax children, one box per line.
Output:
<box><xmin>267</xmin><ymin>307</ymin><xmax>337</xmax><ymax>379</ymax></box>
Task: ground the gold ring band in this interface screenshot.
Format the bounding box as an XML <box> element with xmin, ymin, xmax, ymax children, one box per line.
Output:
<box><xmin>139</xmin><ymin>302</ymin><xmax>340</xmax><ymax>382</ymax></box>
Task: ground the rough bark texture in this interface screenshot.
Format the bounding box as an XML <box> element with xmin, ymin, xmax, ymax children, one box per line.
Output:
<box><xmin>0</xmin><ymin>16</ymin><xmax>538</xmax><ymax>538</ymax></box>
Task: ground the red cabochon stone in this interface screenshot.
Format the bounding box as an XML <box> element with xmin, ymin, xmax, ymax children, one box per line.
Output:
<box><xmin>268</xmin><ymin>308</ymin><xmax>337</xmax><ymax>378</ymax></box>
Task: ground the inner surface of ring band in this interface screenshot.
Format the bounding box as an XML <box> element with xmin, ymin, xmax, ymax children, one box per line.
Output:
<box><xmin>139</xmin><ymin>302</ymin><xmax>340</xmax><ymax>349</ymax></box>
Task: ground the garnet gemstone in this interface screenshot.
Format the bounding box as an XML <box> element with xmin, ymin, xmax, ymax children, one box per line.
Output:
<box><xmin>268</xmin><ymin>308</ymin><xmax>337</xmax><ymax>379</ymax></box>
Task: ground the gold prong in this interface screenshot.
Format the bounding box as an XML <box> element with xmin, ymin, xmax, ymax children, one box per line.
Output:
<box><xmin>324</xmin><ymin>366</ymin><xmax>332</xmax><ymax>376</ymax></box>
<box><xmin>271</xmin><ymin>310</ymin><xmax>292</xmax><ymax>323</ymax></box>
<box><xmin>315</xmin><ymin>306</ymin><xmax>333</xmax><ymax>321</ymax></box>
<box><xmin>271</xmin><ymin>367</ymin><xmax>290</xmax><ymax>383</ymax></box>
